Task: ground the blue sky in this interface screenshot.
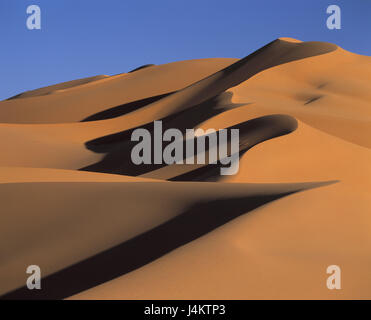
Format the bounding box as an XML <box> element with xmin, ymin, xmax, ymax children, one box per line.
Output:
<box><xmin>0</xmin><ymin>0</ymin><xmax>370</xmax><ymax>100</ymax></box>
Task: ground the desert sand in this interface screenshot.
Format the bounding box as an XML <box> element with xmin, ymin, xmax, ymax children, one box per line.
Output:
<box><xmin>0</xmin><ymin>38</ymin><xmax>370</xmax><ymax>299</ymax></box>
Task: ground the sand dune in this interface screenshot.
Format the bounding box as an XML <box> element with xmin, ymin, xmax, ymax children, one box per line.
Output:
<box><xmin>1</xmin><ymin>37</ymin><xmax>370</xmax><ymax>299</ymax></box>
<box><xmin>71</xmin><ymin>182</ymin><xmax>371</xmax><ymax>300</ymax></box>
<box><xmin>0</xmin><ymin>59</ymin><xmax>237</xmax><ymax>124</ymax></box>
<box><xmin>1</xmin><ymin>179</ymin><xmax>329</xmax><ymax>299</ymax></box>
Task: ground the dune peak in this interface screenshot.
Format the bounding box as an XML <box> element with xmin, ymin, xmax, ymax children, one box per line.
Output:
<box><xmin>278</xmin><ymin>37</ymin><xmax>302</xmax><ymax>43</ymax></box>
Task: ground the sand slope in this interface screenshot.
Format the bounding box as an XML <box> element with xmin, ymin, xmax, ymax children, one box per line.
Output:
<box><xmin>1</xmin><ymin>38</ymin><xmax>371</xmax><ymax>300</ymax></box>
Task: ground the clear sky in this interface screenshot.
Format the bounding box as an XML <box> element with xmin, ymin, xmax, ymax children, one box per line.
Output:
<box><xmin>1</xmin><ymin>0</ymin><xmax>370</xmax><ymax>100</ymax></box>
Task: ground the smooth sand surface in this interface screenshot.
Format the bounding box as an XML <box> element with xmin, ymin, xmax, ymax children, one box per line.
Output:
<box><xmin>1</xmin><ymin>38</ymin><xmax>370</xmax><ymax>299</ymax></box>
